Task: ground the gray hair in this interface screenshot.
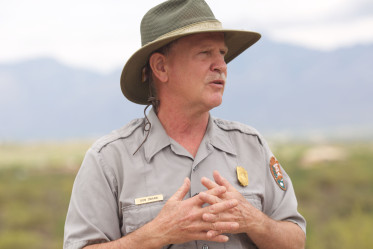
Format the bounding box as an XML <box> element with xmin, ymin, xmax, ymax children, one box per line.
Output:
<box><xmin>146</xmin><ymin>41</ymin><xmax>176</xmax><ymax>113</ymax></box>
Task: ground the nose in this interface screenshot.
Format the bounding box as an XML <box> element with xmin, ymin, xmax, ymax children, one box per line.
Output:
<box><xmin>211</xmin><ymin>53</ymin><xmax>227</xmax><ymax>74</ymax></box>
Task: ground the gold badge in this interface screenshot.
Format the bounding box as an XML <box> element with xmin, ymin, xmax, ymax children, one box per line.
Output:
<box><xmin>135</xmin><ymin>194</ymin><xmax>163</xmax><ymax>205</ymax></box>
<box><xmin>236</xmin><ymin>166</ymin><xmax>249</xmax><ymax>186</ymax></box>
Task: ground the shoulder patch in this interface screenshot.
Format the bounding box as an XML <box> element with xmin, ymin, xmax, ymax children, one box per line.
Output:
<box><xmin>91</xmin><ymin>118</ymin><xmax>144</xmax><ymax>152</ymax></box>
<box><xmin>213</xmin><ymin>118</ymin><xmax>263</xmax><ymax>145</ymax></box>
<box><xmin>269</xmin><ymin>156</ymin><xmax>286</xmax><ymax>191</ymax></box>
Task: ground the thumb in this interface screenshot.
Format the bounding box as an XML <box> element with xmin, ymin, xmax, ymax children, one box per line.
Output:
<box><xmin>169</xmin><ymin>177</ymin><xmax>190</xmax><ymax>201</ymax></box>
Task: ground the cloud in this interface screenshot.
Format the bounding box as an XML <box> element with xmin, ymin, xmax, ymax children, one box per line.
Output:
<box><xmin>1</xmin><ymin>0</ymin><xmax>372</xmax><ymax>72</ymax></box>
<box><xmin>209</xmin><ymin>0</ymin><xmax>373</xmax><ymax>50</ymax></box>
<box><xmin>269</xmin><ymin>16</ymin><xmax>373</xmax><ymax>50</ymax></box>
<box><xmin>0</xmin><ymin>0</ymin><xmax>152</xmax><ymax>72</ymax></box>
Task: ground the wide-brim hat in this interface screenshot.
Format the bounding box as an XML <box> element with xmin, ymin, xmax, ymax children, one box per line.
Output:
<box><xmin>121</xmin><ymin>0</ymin><xmax>261</xmax><ymax>105</ymax></box>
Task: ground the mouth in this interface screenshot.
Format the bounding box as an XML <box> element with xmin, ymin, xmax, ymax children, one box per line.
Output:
<box><xmin>210</xmin><ymin>80</ymin><xmax>225</xmax><ymax>86</ymax></box>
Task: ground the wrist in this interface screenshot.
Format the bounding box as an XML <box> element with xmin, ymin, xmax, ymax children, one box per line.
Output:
<box><xmin>244</xmin><ymin>207</ymin><xmax>271</xmax><ymax>237</ymax></box>
<box><xmin>142</xmin><ymin>220</ymin><xmax>169</xmax><ymax>249</ymax></box>
<box><xmin>117</xmin><ymin>220</ymin><xmax>167</xmax><ymax>249</ymax></box>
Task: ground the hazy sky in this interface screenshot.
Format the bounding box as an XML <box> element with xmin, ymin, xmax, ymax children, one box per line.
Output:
<box><xmin>1</xmin><ymin>0</ymin><xmax>372</xmax><ymax>73</ymax></box>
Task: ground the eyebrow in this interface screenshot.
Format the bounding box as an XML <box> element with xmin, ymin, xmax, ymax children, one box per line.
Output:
<box><xmin>197</xmin><ymin>44</ymin><xmax>228</xmax><ymax>51</ymax></box>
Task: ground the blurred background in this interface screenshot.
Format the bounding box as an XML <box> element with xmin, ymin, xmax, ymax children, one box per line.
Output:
<box><xmin>1</xmin><ymin>0</ymin><xmax>372</xmax><ymax>248</ymax></box>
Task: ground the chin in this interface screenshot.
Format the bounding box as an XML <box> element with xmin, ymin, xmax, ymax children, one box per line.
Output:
<box><xmin>206</xmin><ymin>98</ymin><xmax>223</xmax><ymax>111</ymax></box>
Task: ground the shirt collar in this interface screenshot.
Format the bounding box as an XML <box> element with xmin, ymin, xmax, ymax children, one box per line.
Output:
<box><xmin>207</xmin><ymin>116</ymin><xmax>237</xmax><ymax>156</ymax></box>
<box><xmin>143</xmin><ymin>109</ymin><xmax>237</xmax><ymax>162</ymax></box>
<box><xmin>144</xmin><ymin>108</ymin><xmax>171</xmax><ymax>162</ymax></box>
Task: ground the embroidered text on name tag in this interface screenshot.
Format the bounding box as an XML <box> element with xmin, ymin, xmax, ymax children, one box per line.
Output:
<box><xmin>135</xmin><ymin>194</ymin><xmax>164</xmax><ymax>205</ymax></box>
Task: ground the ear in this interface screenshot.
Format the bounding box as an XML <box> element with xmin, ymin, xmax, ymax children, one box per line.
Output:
<box><xmin>149</xmin><ymin>52</ymin><xmax>168</xmax><ymax>83</ymax></box>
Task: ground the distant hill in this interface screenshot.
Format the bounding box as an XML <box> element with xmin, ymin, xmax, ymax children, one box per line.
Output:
<box><xmin>1</xmin><ymin>39</ymin><xmax>372</xmax><ymax>141</ymax></box>
<box><xmin>213</xmin><ymin>39</ymin><xmax>373</xmax><ymax>139</ymax></box>
<box><xmin>0</xmin><ymin>59</ymin><xmax>142</xmax><ymax>140</ymax></box>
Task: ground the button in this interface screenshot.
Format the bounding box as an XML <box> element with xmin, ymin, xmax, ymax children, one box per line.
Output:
<box><xmin>202</xmin><ymin>245</ymin><xmax>209</xmax><ymax>249</ymax></box>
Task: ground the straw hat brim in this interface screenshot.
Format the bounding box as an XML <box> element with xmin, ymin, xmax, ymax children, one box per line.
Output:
<box><xmin>120</xmin><ymin>29</ymin><xmax>261</xmax><ymax>105</ymax></box>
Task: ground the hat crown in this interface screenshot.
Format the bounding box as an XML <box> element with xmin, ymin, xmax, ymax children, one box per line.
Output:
<box><xmin>141</xmin><ymin>0</ymin><xmax>218</xmax><ymax>46</ymax></box>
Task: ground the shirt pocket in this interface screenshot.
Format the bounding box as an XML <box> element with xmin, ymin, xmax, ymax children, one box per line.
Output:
<box><xmin>121</xmin><ymin>201</ymin><xmax>164</xmax><ymax>235</ymax></box>
<box><xmin>242</xmin><ymin>194</ymin><xmax>263</xmax><ymax>211</ymax></box>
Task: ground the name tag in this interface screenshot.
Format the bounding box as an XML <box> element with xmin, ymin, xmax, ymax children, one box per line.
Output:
<box><xmin>135</xmin><ymin>194</ymin><xmax>164</xmax><ymax>205</ymax></box>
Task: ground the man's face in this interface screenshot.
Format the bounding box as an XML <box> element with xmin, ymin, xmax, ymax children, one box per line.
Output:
<box><xmin>163</xmin><ymin>32</ymin><xmax>228</xmax><ymax>113</ymax></box>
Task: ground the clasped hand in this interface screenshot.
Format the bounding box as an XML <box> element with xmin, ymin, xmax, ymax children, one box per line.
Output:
<box><xmin>151</xmin><ymin>171</ymin><xmax>255</xmax><ymax>245</ymax></box>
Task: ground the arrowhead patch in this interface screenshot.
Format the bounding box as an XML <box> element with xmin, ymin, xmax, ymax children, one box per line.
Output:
<box><xmin>269</xmin><ymin>156</ymin><xmax>286</xmax><ymax>191</ymax></box>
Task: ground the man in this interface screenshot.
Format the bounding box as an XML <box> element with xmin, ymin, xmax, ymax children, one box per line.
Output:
<box><xmin>64</xmin><ymin>0</ymin><xmax>306</xmax><ymax>249</ymax></box>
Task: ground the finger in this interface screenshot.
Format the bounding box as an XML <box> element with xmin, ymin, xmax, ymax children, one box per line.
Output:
<box><xmin>204</xmin><ymin>185</ymin><xmax>226</xmax><ymax>198</ymax></box>
<box><xmin>202</xmin><ymin>212</ymin><xmax>217</xmax><ymax>222</ymax></box>
<box><xmin>194</xmin><ymin>232</ymin><xmax>230</xmax><ymax>243</ymax></box>
<box><xmin>206</xmin><ymin>234</ymin><xmax>229</xmax><ymax>243</ymax></box>
<box><xmin>204</xmin><ymin>199</ymin><xmax>238</xmax><ymax>214</ymax></box>
<box><xmin>202</xmin><ymin>212</ymin><xmax>234</xmax><ymax>223</ymax></box>
<box><xmin>206</xmin><ymin>233</ymin><xmax>230</xmax><ymax>243</ymax></box>
<box><xmin>194</xmin><ymin>185</ymin><xmax>226</xmax><ymax>206</ymax></box>
<box><xmin>206</xmin><ymin>230</ymin><xmax>230</xmax><ymax>239</ymax></box>
<box><xmin>207</xmin><ymin>230</ymin><xmax>221</xmax><ymax>238</ymax></box>
<box><xmin>198</xmin><ymin>191</ymin><xmax>223</xmax><ymax>205</ymax></box>
<box><xmin>169</xmin><ymin>177</ymin><xmax>190</xmax><ymax>201</ymax></box>
<box><xmin>207</xmin><ymin>221</ymin><xmax>239</xmax><ymax>235</ymax></box>
<box><xmin>213</xmin><ymin>171</ymin><xmax>234</xmax><ymax>191</ymax></box>
<box><xmin>201</xmin><ymin>176</ymin><xmax>219</xmax><ymax>190</ymax></box>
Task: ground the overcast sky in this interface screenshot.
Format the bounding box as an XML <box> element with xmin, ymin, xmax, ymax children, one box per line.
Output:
<box><xmin>1</xmin><ymin>0</ymin><xmax>372</xmax><ymax>73</ymax></box>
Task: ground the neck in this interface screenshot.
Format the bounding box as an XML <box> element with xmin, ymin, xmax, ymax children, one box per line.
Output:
<box><xmin>157</xmin><ymin>104</ymin><xmax>209</xmax><ymax>157</ymax></box>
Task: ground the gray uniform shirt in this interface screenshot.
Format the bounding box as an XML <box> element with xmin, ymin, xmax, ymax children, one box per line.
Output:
<box><xmin>64</xmin><ymin>109</ymin><xmax>306</xmax><ymax>249</ymax></box>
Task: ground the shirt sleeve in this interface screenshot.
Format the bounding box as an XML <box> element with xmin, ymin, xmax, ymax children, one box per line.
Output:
<box><xmin>63</xmin><ymin>148</ymin><xmax>121</xmax><ymax>249</ymax></box>
<box><xmin>260</xmin><ymin>138</ymin><xmax>307</xmax><ymax>235</ymax></box>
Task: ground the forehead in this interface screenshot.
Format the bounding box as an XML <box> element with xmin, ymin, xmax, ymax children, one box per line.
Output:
<box><xmin>173</xmin><ymin>32</ymin><xmax>227</xmax><ymax>50</ymax></box>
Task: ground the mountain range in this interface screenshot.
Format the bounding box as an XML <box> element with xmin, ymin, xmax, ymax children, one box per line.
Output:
<box><xmin>1</xmin><ymin>39</ymin><xmax>372</xmax><ymax>141</ymax></box>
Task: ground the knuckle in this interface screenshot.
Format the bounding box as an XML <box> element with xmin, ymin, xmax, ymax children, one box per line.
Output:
<box><xmin>211</xmin><ymin>222</ymin><xmax>217</xmax><ymax>231</ymax></box>
<box><xmin>208</xmin><ymin>205</ymin><xmax>216</xmax><ymax>214</ymax></box>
